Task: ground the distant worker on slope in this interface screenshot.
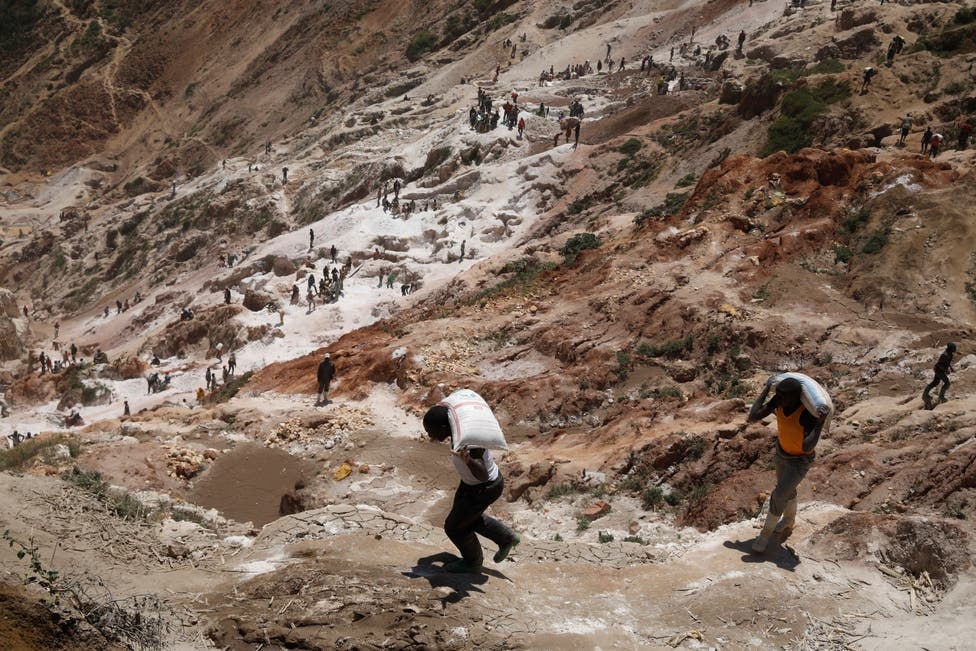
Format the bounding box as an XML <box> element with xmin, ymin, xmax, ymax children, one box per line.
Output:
<box><xmin>746</xmin><ymin>373</ymin><xmax>832</xmax><ymax>553</ymax></box>
<box><xmin>316</xmin><ymin>352</ymin><xmax>336</xmax><ymax>405</ymax></box>
<box><xmin>860</xmin><ymin>67</ymin><xmax>877</xmax><ymax>94</ymax></box>
<box><xmin>922</xmin><ymin>342</ymin><xmax>956</xmax><ymax>408</ymax></box>
<box><xmin>898</xmin><ymin>114</ymin><xmax>913</xmax><ymax>145</ymax></box>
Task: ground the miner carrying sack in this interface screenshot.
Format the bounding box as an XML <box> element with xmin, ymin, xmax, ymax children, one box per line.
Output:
<box><xmin>423</xmin><ymin>389</ymin><xmax>520</xmax><ymax>573</ymax></box>
<box><xmin>746</xmin><ymin>373</ymin><xmax>833</xmax><ymax>553</ymax></box>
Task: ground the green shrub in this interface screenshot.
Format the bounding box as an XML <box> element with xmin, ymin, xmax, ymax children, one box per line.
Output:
<box><xmin>567</xmin><ymin>196</ymin><xmax>593</xmax><ymax>215</ymax></box>
<box><xmin>442</xmin><ymin>13</ymin><xmax>475</xmax><ymax>42</ymax></box>
<box><xmin>0</xmin><ymin>435</ymin><xmax>79</xmax><ymax>471</ymax></box>
<box><xmin>562</xmin><ymin>232</ymin><xmax>601</xmax><ymax>256</ymax></box>
<box><xmin>468</xmin><ymin>258</ymin><xmax>555</xmax><ymax>305</ymax></box>
<box><xmin>123</xmin><ymin>177</ymin><xmax>150</xmax><ymax>197</ymax></box>
<box><xmin>406</xmin><ymin>31</ymin><xmax>438</xmax><ymax>61</ymax></box>
<box><xmin>623</xmin><ymin>535</ymin><xmax>648</xmax><ymax>545</ymax></box>
<box><xmin>771</xmin><ymin>58</ymin><xmax>845</xmax><ymax>83</ymax></box>
<box><xmin>546</xmin><ymin>482</ymin><xmax>578</xmax><ymax>499</ymax></box>
<box><xmin>651</xmin><ymin>385</ymin><xmax>684</xmax><ymax>400</ymax></box>
<box><xmin>763</xmin><ymin>79</ymin><xmax>851</xmax><ymax>155</ymax></box>
<box><xmin>616</xmin><ymin>350</ymin><xmax>631</xmax><ymax>380</ymax></box>
<box><xmin>956</xmin><ymin>6</ymin><xmax>976</xmax><ymax>24</ymax></box>
<box><xmin>119</xmin><ymin>210</ymin><xmax>148</xmax><ymax>237</ymax></box>
<box><xmin>619</xmin><ymin>138</ymin><xmax>643</xmax><ymax>155</ymax></box>
<box><xmin>686</xmin><ymin>437</ymin><xmax>706</xmax><ymax>460</ymax></box>
<box><xmin>663</xmin><ymin>192</ymin><xmax>690</xmax><ymax>214</ymax></box>
<box><xmin>689</xmin><ymin>482</ymin><xmax>714</xmax><ymax>503</ymax></box>
<box><xmin>675</xmin><ymin>172</ymin><xmax>697</xmax><ymax>188</ymax></box>
<box><xmin>489</xmin><ymin>12</ymin><xmax>517</xmax><ymax>31</ymax></box>
<box><xmin>63</xmin><ymin>467</ymin><xmax>148</xmax><ymax>521</ymax></box>
<box><xmin>637</xmin><ymin>336</ymin><xmax>693</xmax><ymax>358</ymax></box>
<box><xmin>842</xmin><ymin>207</ymin><xmax>871</xmax><ymax>234</ymax></box>
<box><xmin>576</xmin><ymin>516</ymin><xmax>591</xmax><ymax>532</ymax></box>
<box><xmin>641</xmin><ymin>486</ymin><xmax>663</xmax><ymax>509</ymax></box>
<box><xmin>597</xmin><ymin>531</ymin><xmax>614</xmax><ymax>543</ymax></box>
<box><xmin>0</xmin><ymin>1</ymin><xmax>43</xmax><ymax>52</ymax></box>
<box><xmin>209</xmin><ymin>371</ymin><xmax>252</xmax><ymax>403</ymax></box>
<box><xmin>663</xmin><ymin>490</ymin><xmax>682</xmax><ymax>506</ymax></box>
<box><xmin>833</xmin><ymin>244</ymin><xmax>853</xmax><ymax>264</ymax></box>
<box><xmin>634</xmin><ymin>208</ymin><xmax>659</xmax><ymax>225</ymax></box>
<box><xmin>861</xmin><ymin>228</ymin><xmax>890</xmax><ymax>254</ymax></box>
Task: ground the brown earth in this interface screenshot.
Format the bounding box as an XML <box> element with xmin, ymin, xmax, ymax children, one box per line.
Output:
<box><xmin>3</xmin><ymin>0</ymin><xmax>976</xmax><ymax>649</ymax></box>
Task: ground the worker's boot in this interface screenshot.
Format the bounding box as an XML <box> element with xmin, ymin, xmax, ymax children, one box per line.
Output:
<box><xmin>752</xmin><ymin>511</ymin><xmax>779</xmax><ymax>553</ymax></box>
<box><xmin>776</xmin><ymin>499</ymin><xmax>797</xmax><ymax>535</ymax></box>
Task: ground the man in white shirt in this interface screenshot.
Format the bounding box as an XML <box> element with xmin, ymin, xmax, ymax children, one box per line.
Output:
<box><xmin>423</xmin><ymin>405</ymin><xmax>520</xmax><ymax>573</ymax></box>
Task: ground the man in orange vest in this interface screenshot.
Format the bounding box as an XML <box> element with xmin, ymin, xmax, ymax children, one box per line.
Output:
<box><xmin>746</xmin><ymin>376</ymin><xmax>827</xmax><ymax>552</ymax></box>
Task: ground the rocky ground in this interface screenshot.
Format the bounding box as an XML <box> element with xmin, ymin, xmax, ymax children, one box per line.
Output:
<box><xmin>2</xmin><ymin>0</ymin><xmax>976</xmax><ymax>649</ymax></box>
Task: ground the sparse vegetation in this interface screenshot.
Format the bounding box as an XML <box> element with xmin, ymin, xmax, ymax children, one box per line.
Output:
<box><xmin>619</xmin><ymin>138</ymin><xmax>643</xmax><ymax>156</ymax></box>
<box><xmin>675</xmin><ymin>172</ymin><xmax>697</xmax><ymax>188</ymax></box>
<box><xmin>64</xmin><ymin>467</ymin><xmax>149</xmax><ymax>521</ymax></box>
<box><xmin>0</xmin><ymin>435</ymin><xmax>79</xmax><ymax>471</ymax></box>
<box><xmin>861</xmin><ymin>227</ymin><xmax>890</xmax><ymax>254</ymax></box>
<box><xmin>763</xmin><ymin>78</ymin><xmax>851</xmax><ymax>155</ymax></box>
<box><xmin>641</xmin><ymin>486</ymin><xmax>664</xmax><ymax>510</ymax></box>
<box><xmin>209</xmin><ymin>371</ymin><xmax>253</xmax><ymax>403</ymax></box>
<box><xmin>770</xmin><ymin>58</ymin><xmax>845</xmax><ymax>83</ymax></box>
<box><xmin>686</xmin><ymin>437</ymin><xmax>706</xmax><ymax>460</ymax></box>
<box><xmin>637</xmin><ymin>336</ymin><xmax>693</xmax><ymax>359</ymax></box>
<box><xmin>561</xmin><ymin>232</ymin><xmax>601</xmax><ymax>264</ymax></box>
<box><xmin>547</xmin><ymin>482</ymin><xmax>580</xmax><ymax>499</ymax></box>
<box><xmin>469</xmin><ymin>257</ymin><xmax>555</xmax><ymax>305</ymax></box>
<box><xmin>843</xmin><ymin>207</ymin><xmax>871</xmax><ymax>234</ymax></box>
<box><xmin>834</xmin><ymin>244</ymin><xmax>853</xmax><ymax>264</ymax></box>
<box><xmin>0</xmin><ymin>0</ymin><xmax>43</xmax><ymax>52</ymax></box>
<box><xmin>688</xmin><ymin>482</ymin><xmax>714</xmax><ymax>503</ymax></box>
<box><xmin>616</xmin><ymin>350</ymin><xmax>631</xmax><ymax>381</ymax></box>
<box><xmin>406</xmin><ymin>31</ymin><xmax>438</xmax><ymax>61</ymax></box>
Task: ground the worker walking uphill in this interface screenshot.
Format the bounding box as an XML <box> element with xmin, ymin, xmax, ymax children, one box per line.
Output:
<box><xmin>746</xmin><ymin>374</ymin><xmax>831</xmax><ymax>552</ymax></box>
<box><xmin>923</xmin><ymin>342</ymin><xmax>956</xmax><ymax>407</ymax></box>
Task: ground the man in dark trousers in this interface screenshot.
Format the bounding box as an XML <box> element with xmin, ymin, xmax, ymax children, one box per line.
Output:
<box><xmin>746</xmin><ymin>376</ymin><xmax>828</xmax><ymax>552</ymax></box>
<box><xmin>316</xmin><ymin>353</ymin><xmax>336</xmax><ymax>404</ymax></box>
<box><xmin>923</xmin><ymin>342</ymin><xmax>956</xmax><ymax>406</ymax></box>
<box><xmin>422</xmin><ymin>404</ymin><xmax>520</xmax><ymax>573</ymax></box>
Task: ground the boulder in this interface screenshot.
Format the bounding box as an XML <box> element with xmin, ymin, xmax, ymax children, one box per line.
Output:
<box><xmin>665</xmin><ymin>360</ymin><xmax>698</xmax><ymax>383</ymax></box>
<box><xmin>504</xmin><ymin>460</ymin><xmax>556</xmax><ymax>501</ymax></box>
<box><xmin>272</xmin><ymin>256</ymin><xmax>297</xmax><ymax>276</ymax></box>
<box><xmin>719</xmin><ymin>79</ymin><xmax>744</xmax><ymax>105</ymax></box>
<box><xmin>834</xmin><ymin>28</ymin><xmax>879</xmax><ymax>58</ymax></box>
<box><xmin>0</xmin><ymin>288</ymin><xmax>19</xmax><ymax>318</ymax></box>
<box><xmin>737</xmin><ymin>73</ymin><xmax>783</xmax><ymax>119</ymax></box>
<box><xmin>745</xmin><ymin>44</ymin><xmax>778</xmax><ymax>63</ymax></box>
<box><xmin>770</xmin><ymin>55</ymin><xmax>807</xmax><ymax>70</ymax></box>
<box><xmin>0</xmin><ymin>317</ymin><xmax>23</xmax><ymax>360</ymax></box>
<box><xmin>836</xmin><ymin>8</ymin><xmax>878</xmax><ymax>32</ymax></box>
<box><xmin>243</xmin><ymin>289</ymin><xmax>274</xmax><ymax>312</ymax></box>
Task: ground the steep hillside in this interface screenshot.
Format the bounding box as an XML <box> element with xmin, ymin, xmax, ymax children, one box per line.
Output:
<box><xmin>2</xmin><ymin>0</ymin><xmax>976</xmax><ymax>649</ymax></box>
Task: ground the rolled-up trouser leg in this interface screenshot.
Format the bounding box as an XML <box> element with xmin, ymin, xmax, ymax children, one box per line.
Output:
<box><xmin>770</xmin><ymin>451</ymin><xmax>813</xmax><ymax>517</ymax></box>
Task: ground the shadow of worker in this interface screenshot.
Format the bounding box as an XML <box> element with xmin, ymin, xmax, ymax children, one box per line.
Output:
<box><xmin>402</xmin><ymin>552</ymin><xmax>509</xmax><ymax>603</ymax></box>
<box><xmin>723</xmin><ymin>536</ymin><xmax>801</xmax><ymax>572</ymax></box>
